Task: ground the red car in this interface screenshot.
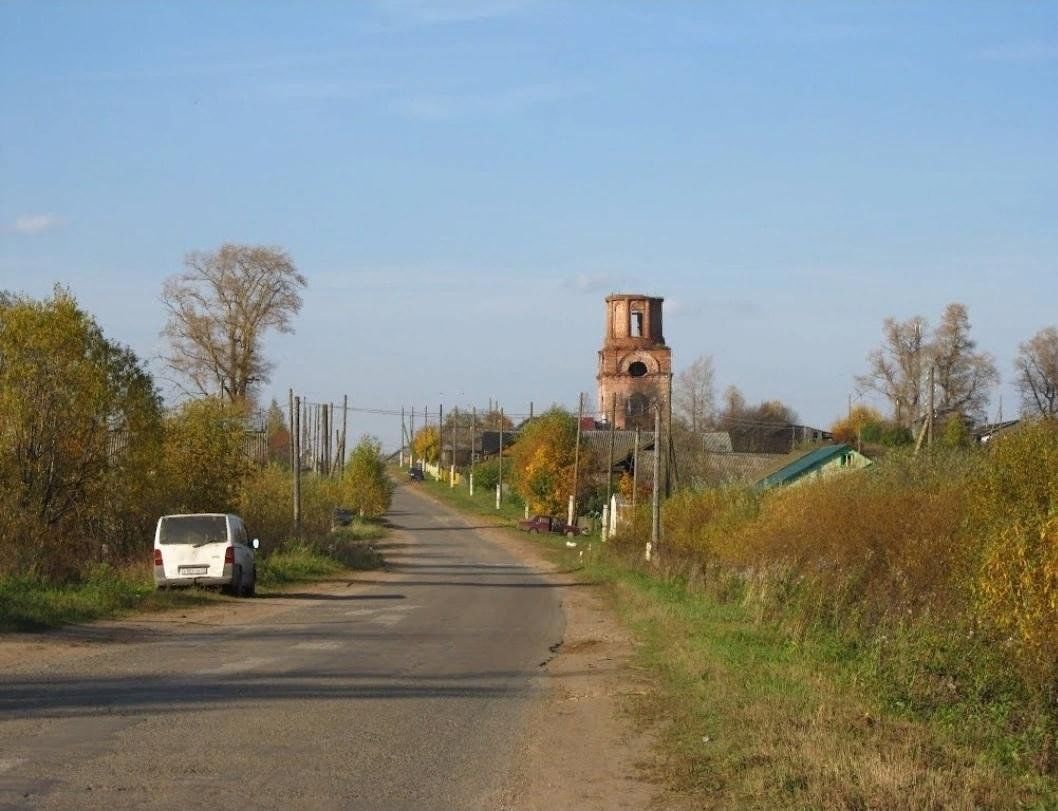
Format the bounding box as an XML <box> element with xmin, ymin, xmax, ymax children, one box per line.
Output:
<box><xmin>517</xmin><ymin>514</ymin><xmax>583</xmax><ymax>537</ymax></box>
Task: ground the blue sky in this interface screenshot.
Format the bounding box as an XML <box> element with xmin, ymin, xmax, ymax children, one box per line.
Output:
<box><xmin>2</xmin><ymin>1</ymin><xmax>1056</xmax><ymax>445</ymax></box>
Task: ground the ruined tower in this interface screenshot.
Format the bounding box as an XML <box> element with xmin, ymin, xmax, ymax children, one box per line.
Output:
<box><xmin>597</xmin><ymin>293</ymin><xmax>672</xmax><ymax>430</ymax></box>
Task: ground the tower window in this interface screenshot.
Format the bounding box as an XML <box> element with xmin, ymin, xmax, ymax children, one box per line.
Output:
<box><xmin>631</xmin><ymin>310</ymin><xmax>643</xmax><ymax>337</ymax></box>
<box><xmin>628</xmin><ymin>361</ymin><xmax>648</xmax><ymax>377</ymax></box>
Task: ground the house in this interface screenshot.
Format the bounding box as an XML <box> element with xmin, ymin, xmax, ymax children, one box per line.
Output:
<box><xmin>724</xmin><ymin>423</ymin><xmax>833</xmax><ymax>454</ymax></box>
<box><xmin>699</xmin><ymin>451</ymin><xmax>784</xmax><ymax>486</ymax></box>
<box><xmin>440</xmin><ymin>429</ymin><xmax>519</xmax><ymax>467</ymax></box>
<box><xmin>755</xmin><ymin>443</ymin><xmax>872</xmax><ymax>489</ymax></box>
<box><xmin>974</xmin><ymin>419</ymin><xmax>1020</xmax><ymax>444</ymax></box>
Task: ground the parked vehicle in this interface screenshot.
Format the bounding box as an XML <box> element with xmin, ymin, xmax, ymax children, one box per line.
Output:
<box><xmin>409</xmin><ymin>465</ymin><xmax>424</xmax><ymax>481</ymax></box>
<box><xmin>153</xmin><ymin>513</ymin><xmax>259</xmax><ymax>597</ymax></box>
<box><xmin>517</xmin><ymin>514</ymin><xmax>583</xmax><ymax>537</ymax></box>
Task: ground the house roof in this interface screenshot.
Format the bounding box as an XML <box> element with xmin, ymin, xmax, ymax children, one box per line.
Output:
<box><xmin>703</xmin><ymin>432</ymin><xmax>733</xmax><ymax>453</ymax></box>
<box><xmin>701</xmin><ymin>451</ymin><xmax>783</xmax><ymax>484</ymax></box>
<box><xmin>756</xmin><ymin>443</ymin><xmax>858</xmax><ymax>488</ymax></box>
<box><xmin>581</xmin><ymin>430</ymin><xmax>655</xmax><ymax>465</ymax></box>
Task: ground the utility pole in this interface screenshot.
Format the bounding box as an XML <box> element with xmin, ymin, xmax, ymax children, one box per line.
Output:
<box><xmin>497</xmin><ymin>406</ymin><xmax>504</xmax><ymax>509</ymax></box>
<box><xmin>632</xmin><ymin>425</ymin><xmax>640</xmax><ymax>515</ymax></box>
<box><xmin>450</xmin><ymin>407</ymin><xmax>458</xmax><ymax>488</ymax></box>
<box><xmin>927</xmin><ymin>365</ymin><xmax>936</xmax><ymax>448</ymax></box>
<box><xmin>323</xmin><ymin>404</ymin><xmax>331</xmax><ymax>476</ymax></box>
<box><xmin>606</xmin><ymin>393</ymin><xmax>616</xmax><ymax>506</ymax></box>
<box><xmin>665</xmin><ymin>372</ymin><xmax>673</xmax><ymax>498</ymax></box>
<box><xmin>604</xmin><ymin>394</ymin><xmax>616</xmax><ymax>541</ymax></box>
<box><xmin>470</xmin><ymin>407</ymin><xmax>476</xmax><ymax>495</ymax></box>
<box><xmin>438</xmin><ymin>404</ymin><xmax>444</xmax><ymax>481</ymax></box>
<box><xmin>529</xmin><ymin>401</ymin><xmax>534</xmax><ymax>421</ymax></box>
<box><xmin>340</xmin><ymin>395</ymin><xmax>348</xmax><ymax>474</ymax></box>
<box><xmin>293</xmin><ymin>395</ymin><xmax>302</xmax><ymax>538</ymax></box>
<box><xmin>287</xmin><ymin>388</ymin><xmax>295</xmax><ymax>471</ymax></box>
<box><xmin>648</xmin><ymin>403</ymin><xmax>660</xmax><ymax>561</ymax></box>
<box><xmin>570</xmin><ymin>393</ymin><xmax>583</xmax><ymax>527</ymax></box>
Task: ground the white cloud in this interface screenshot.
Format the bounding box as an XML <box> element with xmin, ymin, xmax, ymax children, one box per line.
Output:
<box><xmin>11</xmin><ymin>214</ymin><xmax>61</xmax><ymax>235</ymax></box>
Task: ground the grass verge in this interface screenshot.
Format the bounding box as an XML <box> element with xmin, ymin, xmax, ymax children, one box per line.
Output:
<box><xmin>1</xmin><ymin>519</ymin><xmax>387</xmax><ymax>632</ymax></box>
<box><xmin>0</xmin><ymin>565</ymin><xmax>220</xmax><ymax>632</ymax></box>
<box><xmin>414</xmin><ymin>470</ymin><xmax>1058</xmax><ymax>808</ymax></box>
<box><xmin>258</xmin><ymin>521</ymin><xmax>386</xmax><ymax>586</ymax></box>
<box><xmin>397</xmin><ymin>465</ymin><xmax>534</xmax><ymax>526</ymax></box>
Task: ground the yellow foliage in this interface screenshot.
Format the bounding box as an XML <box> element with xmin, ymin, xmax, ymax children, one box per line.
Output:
<box><xmin>508</xmin><ymin>408</ymin><xmax>589</xmax><ymax>514</ymax></box>
<box><xmin>979</xmin><ymin>517</ymin><xmax>1058</xmax><ymax>687</ymax></box>
<box><xmin>829</xmin><ymin>404</ymin><xmax>884</xmax><ymax>444</ymax></box>
<box><xmin>411</xmin><ymin>426</ymin><xmax>439</xmax><ymax>463</ymax></box>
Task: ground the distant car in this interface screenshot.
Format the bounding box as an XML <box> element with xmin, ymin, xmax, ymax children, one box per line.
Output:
<box><xmin>517</xmin><ymin>514</ymin><xmax>584</xmax><ymax>537</ymax></box>
<box><xmin>408</xmin><ymin>466</ymin><xmax>424</xmax><ymax>481</ymax></box>
<box><xmin>153</xmin><ymin>513</ymin><xmax>259</xmax><ymax>597</ymax></box>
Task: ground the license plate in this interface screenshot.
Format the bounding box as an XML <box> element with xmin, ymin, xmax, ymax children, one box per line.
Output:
<box><xmin>178</xmin><ymin>566</ymin><xmax>208</xmax><ymax>575</ymax></box>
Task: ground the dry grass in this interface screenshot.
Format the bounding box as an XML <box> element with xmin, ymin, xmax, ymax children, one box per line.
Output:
<box><xmin>600</xmin><ymin>566</ymin><xmax>1051</xmax><ymax>809</ymax></box>
<box><xmin>598</xmin><ymin>421</ymin><xmax>1058</xmax><ymax>804</ymax></box>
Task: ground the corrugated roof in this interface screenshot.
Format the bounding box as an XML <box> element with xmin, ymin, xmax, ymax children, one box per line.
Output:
<box><xmin>581</xmin><ymin>430</ymin><xmax>655</xmax><ymax>465</ymax></box>
<box><xmin>703</xmin><ymin>432</ymin><xmax>733</xmax><ymax>453</ymax></box>
<box><xmin>756</xmin><ymin>443</ymin><xmax>854</xmax><ymax>488</ymax></box>
<box><xmin>700</xmin><ymin>451</ymin><xmax>783</xmax><ymax>485</ymax></box>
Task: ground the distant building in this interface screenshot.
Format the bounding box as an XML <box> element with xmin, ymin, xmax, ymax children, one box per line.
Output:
<box><xmin>755</xmin><ymin>443</ymin><xmax>872</xmax><ymax>489</ymax></box>
<box><xmin>596</xmin><ymin>293</ymin><xmax>672</xmax><ymax>431</ymax></box>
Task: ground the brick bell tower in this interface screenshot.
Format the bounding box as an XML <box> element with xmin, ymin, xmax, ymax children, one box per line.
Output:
<box><xmin>597</xmin><ymin>293</ymin><xmax>672</xmax><ymax>430</ymax></box>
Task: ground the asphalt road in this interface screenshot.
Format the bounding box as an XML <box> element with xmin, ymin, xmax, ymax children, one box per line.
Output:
<box><xmin>0</xmin><ymin>484</ymin><xmax>566</xmax><ymax>810</ymax></box>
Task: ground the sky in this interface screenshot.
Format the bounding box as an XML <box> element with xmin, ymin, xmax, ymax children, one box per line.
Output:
<box><xmin>2</xmin><ymin>1</ymin><xmax>1056</xmax><ymax>448</ymax></box>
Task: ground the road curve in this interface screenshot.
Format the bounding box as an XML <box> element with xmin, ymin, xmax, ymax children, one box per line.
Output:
<box><xmin>0</xmin><ymin>483</ymin><xmax>565</xmax><ymax>810</ymax></box>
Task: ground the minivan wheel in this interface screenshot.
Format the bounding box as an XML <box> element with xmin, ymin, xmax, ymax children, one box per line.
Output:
<box><xmin>243</xmin><ymin>568</ymin><xmax>256</xmax><ymax>598</ymax></box>
<box><xmin>225</xmin><ymin>566</ymin><xmax>241</xmax><ymax>597</ymax></box>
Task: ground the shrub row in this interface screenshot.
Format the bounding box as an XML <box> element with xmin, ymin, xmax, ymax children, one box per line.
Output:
<box><xmin>612</xmin><ymin>420</ymin><xmax>1058</xmax><ymax>769</ymax></box>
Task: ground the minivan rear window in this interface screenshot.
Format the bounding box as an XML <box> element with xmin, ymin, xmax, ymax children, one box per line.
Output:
<box><xmin>159</xmin><ymin>515</ymin><xmax>228</xmax><ymax>545</ymax></box>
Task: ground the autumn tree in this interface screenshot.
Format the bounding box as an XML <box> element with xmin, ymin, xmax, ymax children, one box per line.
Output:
<box><xmin>162</xmin><ymin>397</ymin><xmax>252</xmax><ymax>513</ymax></box>
<box><xmin>162</xmin><ymin>244</ymin><xmax>306</xmax><ymax>406</ymax></box>
<box><xmin>1015</xmin><ymin>327</ymin><xmax>1058</xmax><ymax>418</ymax></box>
<box><xmin>931</xmin><ymin>303</ymin><xmax>998</xmax><ymax>422</ymax></box>
<box><xmin>509</xmin><ymin>407</ymin><xmax>598</xmax><ymax>514</ymax></box>
<box><xmin>710</xmin><ymin>385</ymin><xmax>800</xmax><ymax>452</ymax></box>
<box><xmin>0</xmin><ymin>289</ymin><xmax>162</xmax><ymax>578</ymax></box>
<box><xmin>341</xmin><ymin>436</ymin><xmax>393</xmax><ymax>518</ymax></box>
<box><xmin>263</xmin><ymin>398</ymin><xmax>291</xmax><ymax>466</ymax></box>
<box><xmin>829</xmin><ymin>405</ymin><xmax>885</xmax><ymax>444</ymax></box>
<box><xmin>411</xmin><ymin>425</ymin><xmax>440</xmax><ymax>463</ymax></box>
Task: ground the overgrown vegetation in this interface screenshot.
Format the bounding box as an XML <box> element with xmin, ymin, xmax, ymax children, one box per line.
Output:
<box><xmin>605</xmin><ymin>419</ymin><xmax>1058</xmax><ymax>802</ymax></box>
<box><xmin>0</xmin><ymin>289</ymin><xmax>391</xmax><ymax>629</ymax></box>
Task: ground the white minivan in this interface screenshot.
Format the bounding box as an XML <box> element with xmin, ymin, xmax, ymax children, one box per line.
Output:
<box><xmin>153</xmin><ymin>513</ymin><xmax>259</xmax><ymax>597</ymax></box>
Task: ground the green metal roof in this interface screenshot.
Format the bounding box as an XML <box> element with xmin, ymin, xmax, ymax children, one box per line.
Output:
<box><xmin>756</xmin><ymin>443</ymin><xmax>856</xmax><ymax>489</ymax></box>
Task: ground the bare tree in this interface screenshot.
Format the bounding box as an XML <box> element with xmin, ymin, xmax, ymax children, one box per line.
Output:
<box><xmin>720</xmin><ymin>385</ymin><xmax>747</xmax><ymax>419</ymax></box>
<box><xmin>1015</xmin><ymin>327</ymin><xmax>1058</xmax><ymax>417</ymax></box>
<box><xmin>162</xmin><ymin>244</ymin><xmax>306</xmax><ymax>404</ymax></box>
<box><xmin>673</xmin><ymin>354</ymin><xmax>716</xmax><ymax>434</ymax></box>
<box><xmin>857</xmin><ymin>316</ymin><xmax>929</xmax><ymax>428</ymax></box>
<box><xmin>930</xmin><ymin>303</ymin><xmax>998</xmax><ymax>422</ymax></box>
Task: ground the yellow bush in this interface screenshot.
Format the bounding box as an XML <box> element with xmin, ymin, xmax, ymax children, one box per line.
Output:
<box><xmin>979</xmin><ymin>516</ymin><xmax>1058</xmax><ymax>689</ymax></box>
